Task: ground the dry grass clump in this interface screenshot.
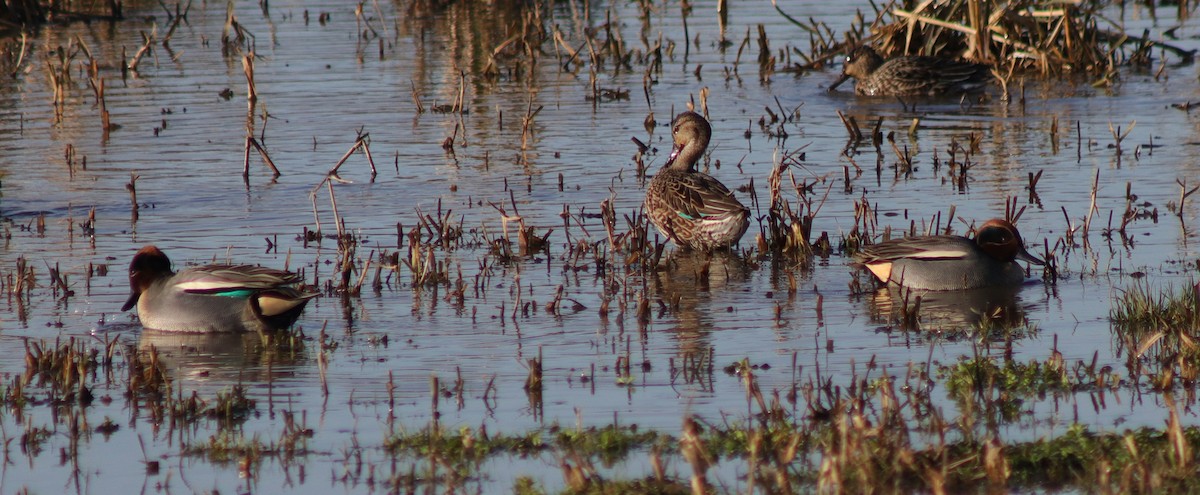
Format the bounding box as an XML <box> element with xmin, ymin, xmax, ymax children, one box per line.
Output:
<box><xmin>792</xmin><ymin>0</ymin><xmax>1193</xmax><ymax>80</ymax></box>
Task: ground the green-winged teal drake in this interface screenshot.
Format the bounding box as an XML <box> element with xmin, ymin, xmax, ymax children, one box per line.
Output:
<box><xmin>121</xmin><ymin>245</ymin><xmax>318</xmax><ymax>333</ymax></box>
<box><xmin>644</xmin><ymin>111</ymin><xmax>750</xmax><ymax>251</ymax></box>
<box><xmin>829</xmin><ymin>46</ymin><xmax>993</xmax><ymax>97</ymax></box>
<box><xmin>855</xmin><ymin>219</ymin><xmax>1044</xmax><ymax>290</ymax></box>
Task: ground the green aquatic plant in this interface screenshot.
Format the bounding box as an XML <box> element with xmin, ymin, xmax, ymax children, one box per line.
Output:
<box><xmin>940</xmin><ymin>355</ymin><xmax>1070</xmax><ymax>398</ymax></box>
<box><xmin>555</xmin><ymin>424</ymin><xmax>663</xmax><ymax>466</ymax></box>
<box><xmin>1111</xmin><ymin>281</ymin><xmax>1200</xmax><ymax>332</ymax></box>
<box><xmin>1111</xmin><ymin>281</ymin><xmax>1200</xmax><ymax>391</ymax></box>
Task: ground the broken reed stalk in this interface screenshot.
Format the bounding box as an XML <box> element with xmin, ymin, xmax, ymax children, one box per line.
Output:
<box><xmin>520</xmin><ymin>99</ymin><xmax>544</xmax><ymax>151</ymax></box>
<box><xmin>1082</xmin><ymin>168</ymin><xmax>1099</xmax><ymax>247</ymax></box>
<box><xmin>409</xmin><ymin>80</ymin><xmax>424</xmax><ymax>113</ymax></box>
<box><xmin>359</xmin><ymin>133</ymin><xmax>378</xmax><ymax>176</ymax></box>
<box><xmin>453</xmin><ymin>70</ymin><xmax>466</xmax><ymax>114</ymax></box>
<box><xmin>243</xmin><ymin>137</ymin><xmax>281</xmax><ymax>178</ymax></box>
<box><xmin>10</xmin><ymin>33</ymin><xmax>27</xmax><ymax>78</ymax></box>
<box><xmin>310</xmin><ymin>193</ymin><xmax>323</xmax><ymax>236</ymax></box>
<box><xmin>126</xmin><ymin>173</ymin><xmax>140</xmax><ymax>222</ymax></box>
<box><xmin>161</xmin><ymin>2</ymin><xmax>189</xmax><ymax>48</ymax></box>
<box><xmin>1108</xmin><ymin>120</ymin><xmax>1135</xmax><ymax>156</ymax></box>
<box><xmin>836</xmin><ymin>110</ymin><xmax>862</xmax><ymax>141</ymax></box>
<box><xmin>86</xmin><ymin>60</ymin><xmax>114</xmax><ymax>132</ymax></box>
<box><xmin>127</xmin><ymin>30</ymin><xmax>154</xmax><ymax>72</ymax></box>
<box><xmin>1178</xmin><ymin>179</ymin><xmax>1199</xmax><ymax>218</ymax></box>
<box><xmin>324</xmin><ymin>134</ymin><xmax>374</xmax><ymax>178</ymax></box>
<box><xmin>327</xmin><ymin>181</ymin><xmax>345</xmax><ymax>239</ymax></box>
<box><xmin>243</xmin><ymin>51</ymin><xmax>257</xmax><ymax>108</ymax></box>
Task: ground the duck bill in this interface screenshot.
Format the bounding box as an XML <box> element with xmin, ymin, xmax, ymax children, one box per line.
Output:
<box><xmin>829</xmin><ymin>73</ymin><xmax>851</xmax><ymax>92</ymax></box>
<box><xmin>121</xmin><ymin>291</ymin><xmax>141</xmax><ymax>312</ymax></box>
<box><xmin>1015</xmin><ymin>246</ymin><xmax>1045</xmax><ymax>266</ymax></box>
<box><xmin>664</xmin><ymin>142</ymin><xmax>684</xmax><ymax>168</ymax></box>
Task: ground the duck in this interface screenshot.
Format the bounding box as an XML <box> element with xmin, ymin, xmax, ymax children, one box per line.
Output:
<box><xmin>644</xmin><ymin>111</ymin><xmax>750</xmax><ymax>252</ymax></box>
<box><xmin>121</xmin><ymin>245</ymin><xmax>318</xmax><ymax>333</ymax></box>
<box><xmin>828</xmin><ymin>46</ymin><xmax>993</xmax><ymax>97</ymax></box>
<box><xmin>854</xmin><ymin>219</ymin><xmax>1045</xmax><ymax>290</ymax></box>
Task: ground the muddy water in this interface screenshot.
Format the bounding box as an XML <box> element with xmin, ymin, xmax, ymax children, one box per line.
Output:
<box><xmin>1</xmin><ymin>0</ymin><xmax>1200</xmax><ymax>492</ymax></box>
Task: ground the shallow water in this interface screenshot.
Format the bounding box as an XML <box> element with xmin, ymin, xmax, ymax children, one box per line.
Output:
<box><xmin>2</xmin><ymin>0</ymin><xmax>1200</xmax><ymax>492</ymax></box>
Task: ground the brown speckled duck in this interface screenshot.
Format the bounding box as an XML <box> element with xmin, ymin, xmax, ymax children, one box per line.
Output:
<box><xmin>829</xmin><ymin>46</ymin><xmax>993</xmax><ymax>97</ymax></box>
<box><xmin>644</xmin><ymin>111</ymin><xmax>750</xmax><ymax>251</ymax></box>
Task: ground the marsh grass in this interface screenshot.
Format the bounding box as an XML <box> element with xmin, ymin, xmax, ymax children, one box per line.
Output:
<box><xmin>3</xmin><ymin>330</ymin><xmax>1196</xmax><ymax>494</ymax></box>
<box><xmin>1112</xmin><ymin>281</ymin><xmax>1200</xmax><ymax>333</ymax></box>
<box><xmin>1111</xmin><ymin>281</ymin><xmax>1200</xmax><ymax>392</ymax></box>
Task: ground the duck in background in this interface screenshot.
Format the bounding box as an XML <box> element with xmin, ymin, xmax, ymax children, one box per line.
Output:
<box><xmin>829</xmin><ymin>46</ymin><xmax>993</xmax><ymax>97</ymax></box>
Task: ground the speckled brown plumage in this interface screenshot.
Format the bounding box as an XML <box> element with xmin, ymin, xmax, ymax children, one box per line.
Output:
<box><xmin>830</xmin><ymin>46</ymin><xmax>993</xmax><ymax>97</ymax></box>
<box><xmin>644</xmin><ymin>111</ymin><xmax>750</xmax><ymax>252</ymax></box>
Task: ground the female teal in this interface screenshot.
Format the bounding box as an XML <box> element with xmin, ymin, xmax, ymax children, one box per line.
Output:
<box><xmin>644</xmin><ymin>111</ymin><xmax>750</xmax><ymax>251</ymax></box>
<box><xmin>830</xmin><ymin>46</ymin><xmax>992</xmax><ymax>97</ymax></box>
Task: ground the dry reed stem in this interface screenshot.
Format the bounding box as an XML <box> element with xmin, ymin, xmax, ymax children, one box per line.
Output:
<box><xmin>243</xmin><ymin>137</ymin><xmax>281</xmax><ymax>178</ymax></box>
<box><xmin>127</xmin><ymin>29</ymin><xmax>155</xmax><ymax>72</ymax></box>
<box><xmin>242</xmin><ymin>51</ymin><xmax>257</xmax><ymax>108</ymax></box>
<box><xmin>10</xmin><ymin>33</ymin><xmax>27</xmax><ymax>78</ymax></box>
<box><xmin>1177</xmin><ymin>179</ymin><xmax>1199</xmax><ymax>218</ymax></box>
<box><xmin>126</xmin><ymin>173</ymin><xmax>140</xmax><ymax>222</ymax></box>
<box><xmin>520</xmin><ymin>99</ymin><xmax>544</xmax><ymax>151</ymax></box>
<box><xmin>319</xmin><ymin>134</ymin><xmax>373</xmax><ymax>182</ymax></box>
<box><xmin>1082</xmin><ymin>169</ymin><xmax>1099</xmax><ymax>248</ymax></box>
<box><xmin>326</xmin><ymin>181</ymin><xmax>345</xmax><ymax>239</ymax></box>
<box><xmin>409</xmin><ymin>81</ymin><xmax>424</xmax><ymax>113</ymax></box>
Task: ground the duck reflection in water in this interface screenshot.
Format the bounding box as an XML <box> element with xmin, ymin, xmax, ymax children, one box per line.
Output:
<box><xmin>138</xmin><ymin>331</ymin><xmax>307</xmax><ymax>385</ymax></box>
<box><xmin>862</xmin><ymin>284</ymin><xmax>1035</xmax><ymax>336</ymax></box>
<box><xmin>651</xmin><ymin>251</ymin><xmax>750</xmax><ymax>355</ymax></box>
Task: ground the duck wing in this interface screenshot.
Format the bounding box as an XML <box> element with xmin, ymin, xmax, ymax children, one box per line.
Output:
<box><xmin>172</xmin><ymin>265</ymin><xmax>305</xmax><ymax>294</ymax></box>
<box><xmin>664</xmin><ymin>172</ymin><xmax>748</xmax><ymax>221</ymax></box>
<box><xmin>856</xmin><ymin>235</ymin><xmax>975</xmax><ymax>263</ymax></box>
<box><xmin>880</xmin><ymin>57</ymin><xmax>991</xmax><ymax>95</ymax></box>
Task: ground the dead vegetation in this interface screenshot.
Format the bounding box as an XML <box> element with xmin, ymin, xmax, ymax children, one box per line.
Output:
<box><xmin>782</xmin><ymin>0</ymin><xmax>1195</xmax><ymax>82</ymax></box>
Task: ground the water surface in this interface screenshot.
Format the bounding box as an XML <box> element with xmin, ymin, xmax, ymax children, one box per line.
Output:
<box><xmin>1</xmin><ymin>0</ymin><xmax>1200</xmax><ymax>492</ymax></box>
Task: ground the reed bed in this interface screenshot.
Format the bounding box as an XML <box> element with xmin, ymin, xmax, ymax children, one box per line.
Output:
<box><xmin>784</xmin><ymin>0</ymin><xmax>1195</xmax><ymax>81</ymax></box>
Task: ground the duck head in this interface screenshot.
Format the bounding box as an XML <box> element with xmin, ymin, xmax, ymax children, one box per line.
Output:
<box><xmin>121</xmin><ymin>245</ymin><xmax>174</xmax><ymax>311</ymax></box>
<box><xmin>664</xmin><ymin>111</ymin><xmax>712</xmax><ymax>172</ymax></box>
<box><xmin>829</xmin><ymin>46</ymin><xmax>885</xmax><ymax>91</ymax></box>
<box><xmin>975</xmin><ymin>219</ymin><xmax>1045</xmax><ymax>265</ymax></box>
